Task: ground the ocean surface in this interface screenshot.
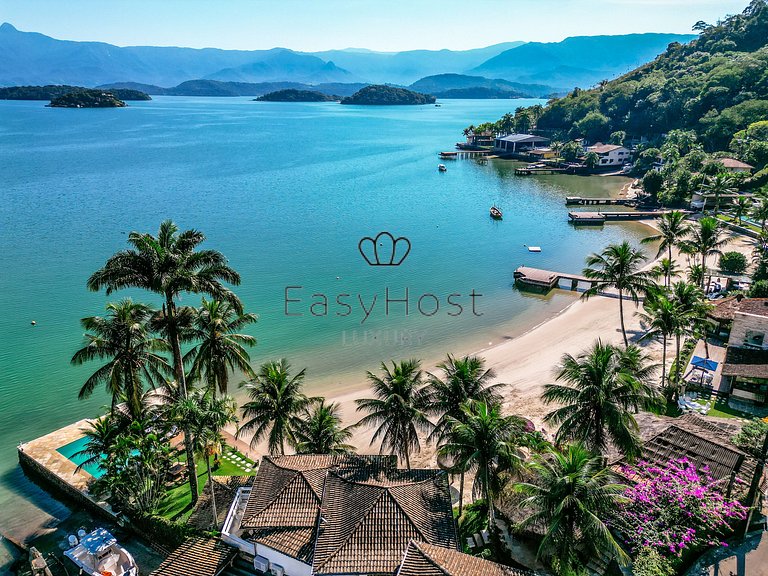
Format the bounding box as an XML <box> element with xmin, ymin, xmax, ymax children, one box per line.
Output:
<box><xmin>0</xmin><ymin>97</ymin><xmax>649</xmax><ymax>564</ymax></box>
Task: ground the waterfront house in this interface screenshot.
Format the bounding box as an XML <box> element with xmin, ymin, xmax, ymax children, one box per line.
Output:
<box><xmin>527</xmin><ymin>148</ymin><xmax>557</xmax><ymax>160</ymax></box>
<box><xmin>585</xmin><ymin>143</ymin><xmax>630</xmax><ymax>167</ymax></box>
<box><xmin>221</xmin><ymin>454</ymin><xmax>459</xmax><ymax>576</ymax></box>
<box><xmin>466</xmin><ymin>130</ymin><xmax>495</xmax><ymax>147</ymax></box>
<box><xmin>719</xmin><ymin>157</ymin><xmax>755</xmax><ymax>174</ymax></box>
<box><xmin>707</xmin><ymin>297</ymin><xmax>768</xmax><ymax>410</ymax></box>
<box><xmin>493</xmin><ymin>134</ymin><xmax>550</xmax><ymax>154</ymax></box>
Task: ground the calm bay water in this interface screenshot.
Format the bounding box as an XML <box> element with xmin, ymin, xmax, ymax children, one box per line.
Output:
<box><xmin>0</xmin><ymin>97</ymin><xmax>648</xmax><ymax>558</ymax></box>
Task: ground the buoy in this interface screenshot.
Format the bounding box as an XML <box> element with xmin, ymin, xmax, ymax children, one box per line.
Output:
<box><xmin>31</xmin><ymin>320</ymin><xmax>36</xmax><ymax>326</ymax></box>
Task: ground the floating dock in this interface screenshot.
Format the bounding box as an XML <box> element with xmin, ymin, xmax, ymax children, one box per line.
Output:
<box><xmin>514</xmin><ymin>266</ymin><xmax>596</xmax><ymax>292</ymax></box>
<box><xmin>568</xmin><ymin>210</ymin><xmax>687</xmax><ymax>225</ymax></box>
<box><xmin>439</xmin><ymin>150</ymin><xmax>490</xmax><ymax>159</ymax></box>
<box><xmin>565</xmin><ymin>197</ymin><xmax>636</xmax><ymax>206</ymax></box>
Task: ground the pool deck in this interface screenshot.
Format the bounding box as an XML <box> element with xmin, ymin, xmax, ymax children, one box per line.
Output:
<box><xmin>17</xmin><ymin>418</ymin><xmax>117</xmax><ymax>518</ymax></box>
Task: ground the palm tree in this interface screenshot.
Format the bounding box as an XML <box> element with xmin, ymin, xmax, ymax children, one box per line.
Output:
<box><xmin>71</xmin><ymin>299</ymin><xmax>170</xmax><ymax>419</ymax></box>
<box><xmin>733</xmin><ymin>196</ymin><xmax>751</xmax><ymax>226</ymax></box>
<box><xmin>424</xmin><ymin>354</ymin><xmax>503</xmax><ymax>515</ymax></box>
<box><xmin>355</xmin><ymin>359</ymin><xmax>432</xmax><ymax>469</ymax></box>
<box><xmin>438</xmin><ymin>401</ymin><xmax>523</xmax><ymax>531</ymax></box>
<box><xmin>184</xmin><ymin>298</ymin><xmax>257</xmax><ymax>396</ymax></box>
<box><xmin>682</xmin><ymin>217</ymin><xmax>728</xmax><ymax>289</ymax></box>
<box><xmin>584</xmin><ymin>151</ymin><xmax>600</xmax><ymax>169</ymax></box>
<box><xmin>751</xmin><ymin>196</ymin><xmax>768</xmax><ymax>231</ymax></box>
<box><xmin>87</xmin><ymin>220</ymin><xmax>242</xmax><ymax>503</ymax></box>
<box><xmin>515</xmin><ymin>444</ymin><xmax>629</xmax><ymax>571</ymax></box>
<box><xmin>637</xmin><ymin>290</ymin><xmax>679</xmax><ymax>388</ymax></box>
<box><xmin>169</xmin><ymin>389</ymin><xmax>237</xmax><ymax>529</ymax></box>
<box><xmin>701</xmin><ymin>173</ymin><xmax>737</xmax><ymax>214</ymax></box>
<box><xmin>542</xmin><ymin>340</ymin><xmax>659</xmax><ymax>459</ymax></box>
<box><xmin>73</xmin><ymin>414</ymin><xmax>127</xmax><ymax>473</ymax></box>
<box><xmin>669</xmin><ymin>281</ymin><xmax>708</xmax><ymax>389</ymax></box>
<box><xmin>239</xmin><ymin>359</ymin><xmax>314</xmax><ymax>455</ymax></box>
<box><xmin>641</xmin><ymin>211</ymin><xmax>691</xmax><ymax>280</ymax></box>
<box><xmin>294</xmin><ymin>399</ymin><xmax>356</xmax><ymax>454</ymax></box>
<box><xmin>650</xmin><ymin>257</ymin><xmax>679</xmax><ymax>288</ymax></box>
<box><xmin>582</xmin><ymin>242</ymin><xmax>654</xmax><ymax>347</ymax></box>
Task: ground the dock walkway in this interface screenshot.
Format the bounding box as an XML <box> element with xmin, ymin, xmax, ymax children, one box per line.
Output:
<box><xmin>568</xmin><ymin>210</ymin><xmax>688</xmax><ymax>225</ymax></box>
<box><xmin>565</xmin><ymin>197</ymin><xmax>636</xmax><ymax>206</ymax></box>
<box><xmin>514</xmin><ymin>266</ymin><xmax>596</xmax><ymax>292</ymax></box>
<box><xmin>440</xmin><ymin>150</ymin><xmax>490</xmax><ymax>159</ymax></box>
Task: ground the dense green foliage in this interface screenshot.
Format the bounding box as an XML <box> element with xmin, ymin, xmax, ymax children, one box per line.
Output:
<box><xmin>719</xmin><ymin>250</ymin><xmax>749</xmax><ymax>273</ymax></box>
<box><xmin>48</xmin><ymin>88</ymin><xmax>127</xmax><ymax>108</ymax></box>
<box><xmin>256</xmin><ymin>89</ymin><xmax>337</xmax><ymax>102</ymax></box>
<box><xmin>0</xmin><ymin>84</ymin><xmax>150</xmax><ymax>100</ymax></box>
<box><xmin>341</xmin><ymin>84</ymin><xmax>436</xmax><ymax>105</ymax></box>
<box><xmin>731</xmin><ymin>418</ymin><xmax>768</xmax><ymax>457</ymax></box>
<box><xmin>513</xmin><ymin>1</ymin><xmax>768</xmax><ymax>149</ymax></box>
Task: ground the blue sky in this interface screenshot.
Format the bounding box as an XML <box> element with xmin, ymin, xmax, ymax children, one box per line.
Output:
<box><xmin>2</xmin><ymin>0</ymin><xmax>749</xmax><ymax>51</ymax></box>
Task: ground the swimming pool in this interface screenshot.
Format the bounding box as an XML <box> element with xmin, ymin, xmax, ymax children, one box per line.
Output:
<box><xmin>56</xmin><ymin>436</ymin><xmax>105</xmax><ymax>478</ymax></box>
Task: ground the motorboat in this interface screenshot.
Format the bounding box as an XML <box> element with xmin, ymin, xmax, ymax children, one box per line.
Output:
<box><xmin>64</xmin><ymin>528</ymin><xmax>137</xmax><ymax>576</ymax></box>
<box><xmin>438</xmin><ymin>164</ymin><xmax>447</xmax><ymax>172</ymax></box>
<box><xmin>490</xmin><ymin>206</ymin><xmax>503</xmax><ymax>220</ymax></box>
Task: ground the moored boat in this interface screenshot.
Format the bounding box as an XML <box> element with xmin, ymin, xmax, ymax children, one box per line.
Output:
<box><xmin>438</xmin><ymin>164</ymin><xmax>447</xmax><ymax>172</ymax></box>
<box><xmin>64</xmin><ymin>528</ymin><xmax>138</xmax><ymax>576</ymax></box>
<box><xmin>490</xmin><ymin>206</ymin><xmax>503</xmax><ymax>220</ymax></box>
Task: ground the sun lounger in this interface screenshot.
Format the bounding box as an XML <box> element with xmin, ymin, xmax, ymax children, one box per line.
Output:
<box><xmin>482</xmin><ymin>529</ymin><xmax>490</xmax><ymax>544</ymax></box>
<box><xmin>466</xmin><ymin>537</ymin><xmax>475</xmax><ymax>549</ymax></box>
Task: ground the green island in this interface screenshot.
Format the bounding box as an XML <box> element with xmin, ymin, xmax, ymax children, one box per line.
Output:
<box><xmin>10</xmin><ymin>3</ymin><xmax>768</xmax><ymax>576</ymax></box>
<box><xmin>340</xmin><ymin>84</ymin><xmax>436</xmax><ymax>105</ymax></box>
<box><xmin>47</xmin><ymin>88</ymin><xmax>128</xmax><ymax>108</ymax></box>
<box><xmin>255</xmin><ymin>88</ymin><xmax>338</xmax><ymax>102</ymax></box>
<box><xmin>0</xmin><ymin>84</ymin><xmax>150</xmax><ymax>101</ymax></box>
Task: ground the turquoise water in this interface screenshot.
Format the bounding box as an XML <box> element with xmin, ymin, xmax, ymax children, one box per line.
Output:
<box><xmin>0</xmin><ymin>97</ymin><xmax>649</xmax><ymax>556</ymax></box>
<box><xmin>56</xmin><ymin>436</ymin><xmax>105</xmax><ymax>479</ymax></box>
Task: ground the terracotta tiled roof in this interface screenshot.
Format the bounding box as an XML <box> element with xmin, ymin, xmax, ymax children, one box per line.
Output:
<box><xmin>708</xmin><ymin>295</ymin><xmax>742</xmax><ymax>322</ymax></box>
<box><xmin>723</xmin><ymin>347</ymin><xmax>768</xmax><ymax>379</ymax></box>
<box><xmin>241</xmin><ymin>454</ymin><xmax>395</xmax><ymax>562</ymax></box>
<box><xmin>397</xmin><ymin>541</ymin><xmax>535</xmax><ymax>576</ymax></box>
<box><xmin>736</xmin><ymin>298</ymin><xmax>768</xmax><ymax>318</ymax></box>
<box><xmin>149</xmin><ymin>537</ymin><xmax>235</xmax><ymax>576</ymax></box>
<box><xmin>613</xmin><ymin>421</ymin><xmax>758</xmax><ymax>495</ymax></box>
<box><xmin>720</xmin><ymin>158</ymin><xmax>754</xmax><ymax>170</ymax></box>
<box><xmin>312</xmin><ymin>469</ymin><xmax>457</xmax><ymax>575</ymax></box>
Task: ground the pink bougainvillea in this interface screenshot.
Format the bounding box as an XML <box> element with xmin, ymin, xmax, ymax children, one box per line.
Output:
<box><xmin>615</xmin><ymin>458</ymin><xmax>748</xmax><ymax>557</ymax></box>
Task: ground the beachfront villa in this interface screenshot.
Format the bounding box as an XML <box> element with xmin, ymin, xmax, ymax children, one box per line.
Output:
<box><xmin>708</xmin><ymin>297</ymin><xmax>768</xmax><ymax>410</ymax></box>
<box><xmin>218</xmin><ymin>454</ymin><xmax>512</xmax><ymax>576</ymax></box>
<box><xmin>493</xmin><ymin>134</ymin><xmax>550</xmax><ymax>154</ymax></box>
<box><xmin>465</xmin><ymin>130</ymin><xmax>495</xmax><ymax>147</ymax></box>
<box><xmin>584</xmin><ymin>143</ymin><xmax>631</xmax><ymax>167</ymax></box>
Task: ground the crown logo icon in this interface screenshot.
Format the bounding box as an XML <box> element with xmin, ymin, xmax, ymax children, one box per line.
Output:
<box><xmin>358</xmin><ymin>232</ymin><xmax>411</xmax><ymax>266</ymax></box>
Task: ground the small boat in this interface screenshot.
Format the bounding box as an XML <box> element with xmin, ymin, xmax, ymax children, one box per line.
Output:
<box><xmin>435</xmin><ymin>104</ymin><xmax>442</xmax><ymax>107</ymax></box>
<box><xmin>527</xmin><ymin>246</ymin><xmax>542</xmax><ymax>252</ymax></box>
<box><xmin>64</xmin><ymin>528</ymin><xmax>137</xmax><ymax>576</ymax></box>
<box><xmin>490</xmin><ymin>206</ymin><xmax>503</xmax><ymax>220</ymax></box>
<box><xmin>438</xmin><ymin>164</ymin><xmax>447</xmax><ymax>172</ymax></box>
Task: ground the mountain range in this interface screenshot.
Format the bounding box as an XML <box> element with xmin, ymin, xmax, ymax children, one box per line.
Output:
<box><xmin>0</xmin><ymin>22</ymin><xmax>695</xmax><ymax>93</ymax></box>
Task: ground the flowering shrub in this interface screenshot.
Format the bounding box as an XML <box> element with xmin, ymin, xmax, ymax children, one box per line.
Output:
<box><xmin>616</xmin><ymin>458</ymin><xmax>747</xmax><ymax>558</ymax></box>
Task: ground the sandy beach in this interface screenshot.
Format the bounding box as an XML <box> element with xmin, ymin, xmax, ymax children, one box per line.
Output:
<box><xmin>231</xmin><ymin>213</ymin><xmax>758</xmax><ymax>472</ymax></box>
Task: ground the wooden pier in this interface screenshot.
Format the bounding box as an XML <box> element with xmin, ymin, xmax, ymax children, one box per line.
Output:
<box><xmin>565</xmin><ymin>197</ymin><xmax>636</xmax><ymax>206</ymax></box>
<box><xmin>514</xmin><ymin>266</ymin><xmax>596</xmax><ymax>292</ymax></box>
<box><xmin>515</xmin><ymin>167</ymin><xmax>569</xmax><ymax>175</ymax></box>
<box><xmin>440</xmin><ymin>150</ymin><xmax>491</xmax><ymax>159</ymax></box>
<box><xmin>568</xmin><ymin>210</ymin><xmax>688</xmax><ymax>225</ymax></box>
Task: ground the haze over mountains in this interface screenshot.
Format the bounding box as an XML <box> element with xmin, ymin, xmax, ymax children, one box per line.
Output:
<box><xmin>0</xmin><ymin>22</ymin><xmax>695</xmax><ymax>94</ymax></box>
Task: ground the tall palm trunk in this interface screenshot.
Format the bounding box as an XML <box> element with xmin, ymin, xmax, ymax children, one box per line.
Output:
<box><xmin>404</xmin><ymin>448</ymin><xmax>411</xmax><ymax>470</ymax></box>
<box><xmin>165</xmin><ymin>297</ymin><xmax>199</xmax><ymax>503</ymax></box>
<box><xmin>206</xmin><ymin>455</ymin><xmax>218</xmax><ymax>530</ymax></box>
<box><xmin>458</xmin><ymin>470</ymin><xmax>465</xmax><ymax>518</ymax></box>
<box><xmin>661</xmin><ymin>333</ymin><xmax>668</xmax><ymax>387</ymax></box>
<box><xmin>667</xmin><ymin>245</ymin><xmax>674</xmax><ymax>287</ymax></box>
<box><xmin>674</xmin><ymin>332</ymin><xmax>682</xmax><ymax>398</ymax></box>
<box><xmin>618</xmin><ymin>289</ymin><xmax>628</xmax><ymax>347</ymax></box>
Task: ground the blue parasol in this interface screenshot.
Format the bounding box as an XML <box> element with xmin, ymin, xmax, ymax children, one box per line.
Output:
<box><xmin>691</xmin><ymin>356</ymin><xmax>718</xmax><ymax>371</ymax></box>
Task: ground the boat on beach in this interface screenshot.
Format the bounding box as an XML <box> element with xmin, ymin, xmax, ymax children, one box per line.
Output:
<box><xmin>490</xmin><ymin>206</ymin><xmax>503</xmax><ymax>220</ymax></box>
<box><xmin>64</xmin><ymin>528</ymin><xmax>137</xmax><ymax>576</ymax></box>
